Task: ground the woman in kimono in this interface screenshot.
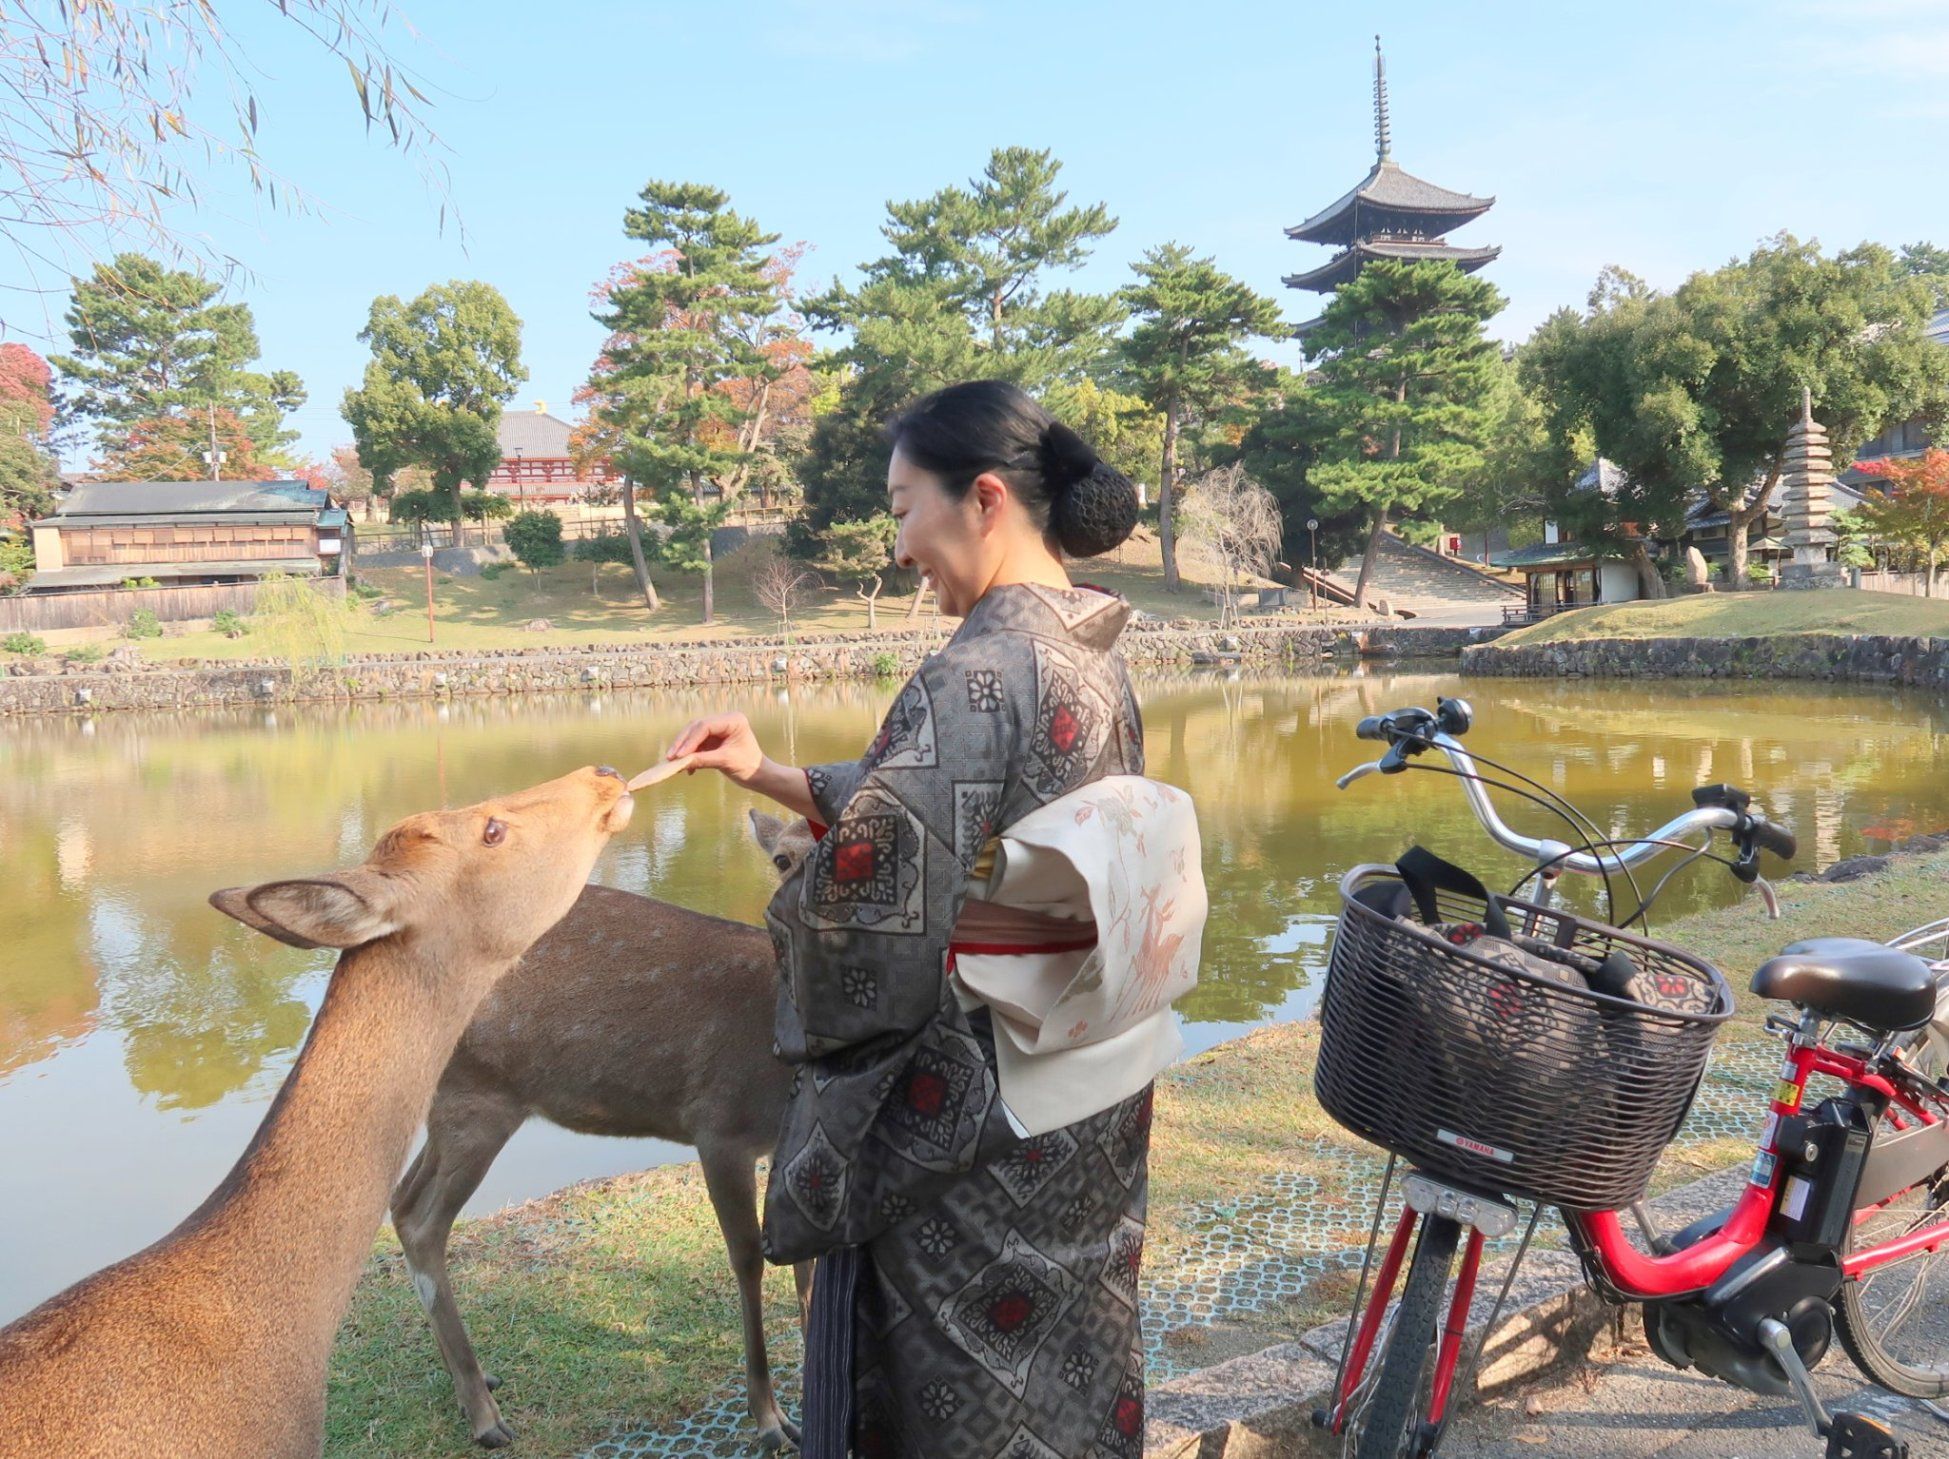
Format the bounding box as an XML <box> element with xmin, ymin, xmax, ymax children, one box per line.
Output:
<box><xmin>667</xmin><ymin>380</ymin><xmax>1197</xmax><ymax>1459</ymax></box>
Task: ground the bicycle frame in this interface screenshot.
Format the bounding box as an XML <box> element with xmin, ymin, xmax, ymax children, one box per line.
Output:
<box><xmin>1324</xmin><ymin>954</ymin><xmax>1949</xmax><ymax>1444</ymax></box>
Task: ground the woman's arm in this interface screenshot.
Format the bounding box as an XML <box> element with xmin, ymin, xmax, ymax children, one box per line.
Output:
<box><xmin>664</xmin><ymin>712</ymin><xmax>828</xmax><ymax>822</ymax></box>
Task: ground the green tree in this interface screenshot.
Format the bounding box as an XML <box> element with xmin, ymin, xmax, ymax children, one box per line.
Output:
<box><xmin>504</xmin><ymin>510</ymin><xmax>565</xmax><ymax>573</ymax></box>
<box><xmin>813</xmin><ymin>513</ymin><xmax>898</xmax><ymax>627</ymax></box>
<box><xmin>1117</xmin><ymin>243</ymin><xmax>1284</xmax><ymax>590</ymax></box>
<box><xmin>1900</xmin><ymin>241</ymin><xmax>1949</xmax><ymax>310</ymax></box>
<box><xmin>649</xmin><ymin>491</ymin><xmax>730</xmax><ymax>587</ymax></box>
<box><xmin>1232</xmin><ymin>374</ymin><xmax>1368</xmax><ymax>586</ymax></box>
<box><xmin>341</xmin><ymin>280</ymin><xmax>527</xmax><ymax>521</ymax></box>
<box><xmin>52</xmin><ymin>253</ymin><xmax>307</xmax><ymax>465</ymax></box>
<box><xmin>588</xmin><ymin>181</ymin><xmax>786</xmax><ymax>624</ymax></box>
<box><xmin>794</xmin><ymin>147</ymin><xmax>1122</xmax><ymax>557</ymax></box>
<box><xmin>1528</xmin><ymin>239</ymin><xmax>1949</xmax><ymax>584</ymax></box>
<box><xmin>1304</xmin><ymin>259</ymin><xmax>1506</xmax><ymax>607</ymax></box>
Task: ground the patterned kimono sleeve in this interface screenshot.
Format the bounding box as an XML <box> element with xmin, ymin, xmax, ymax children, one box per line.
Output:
<box><xmin>763</xmin><ymin>640</ymin><xmax>1029</xmax><ymax>1262</ymax></box>
<box><xmin>803</xmin><ymin>759</ymin><xmax>869</xmax><ymax>828</ymax></box>
<box><xmin>786</xmin><ymin>643</ymin><xmax>1022</xmax><ymax>1052</ymax></box>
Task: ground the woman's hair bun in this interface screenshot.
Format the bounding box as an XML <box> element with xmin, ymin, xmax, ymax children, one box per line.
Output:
<box><xmin>1052</xmin><ymin>459</ymin><xmax>1140</xmax><ymax>559</ymax></box>
<box><xmin>1037</xmin><ymin>420</ymin><xmax>1098</xmax><ymax>495</ymax></box>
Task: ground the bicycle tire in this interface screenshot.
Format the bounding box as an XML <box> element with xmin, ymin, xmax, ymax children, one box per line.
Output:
<box><xmin>1353</xmin><ymin>1215</ymin><xmax>1462</xmax><ymax>1459</ymax></box>
<box><xmin>1836</xmin><ymin>1019</ymin><xmax>1949</xmax><ymax>1397</ymax></box>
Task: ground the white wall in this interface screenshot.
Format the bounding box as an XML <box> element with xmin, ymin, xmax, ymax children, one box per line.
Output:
<box><xmin>1599</xmin><ymin>562</ymin><xmax>1641</xmax><ymax>603</ymax></box>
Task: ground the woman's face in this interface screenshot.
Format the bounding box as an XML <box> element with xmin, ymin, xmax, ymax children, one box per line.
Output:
<box><xmin>888</xmin><ymin>447</ymin><xmax>997</xmax><ymax>618</ymax></box>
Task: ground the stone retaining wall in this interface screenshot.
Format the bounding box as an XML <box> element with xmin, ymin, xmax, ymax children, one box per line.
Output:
<box><xmin>0</xmin><ymin>619</ymin><xmax>1507</xmax><ymax>716</ymax></box>
<box><xmin>1463</xmin><ymin>632</ymin><xmax>1949</xmax><ymax>688</ymax></box>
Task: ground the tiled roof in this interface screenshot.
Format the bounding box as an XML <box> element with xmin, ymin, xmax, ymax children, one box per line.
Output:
<box><xmin>1287</xmin><ymin>160</ymin><xmax>1494</xmax><ymax>246</ymax></box>
<box><xmin>495</xmin><ymin>410</ymin><xmax>576</xmax><ymax>457</ymax></box>
<box><xmin>1284</xmin><ymin>239</ymin><xmax>1502</xmax><ymax>292</ymax></box>
<box><xmin>54</xmin><ymin>480</ymin><xmax>328</xmax><ymax>518</ymax></box>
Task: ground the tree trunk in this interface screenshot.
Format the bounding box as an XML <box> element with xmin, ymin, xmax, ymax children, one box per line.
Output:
<box><xmin>1724</xmin><ymin>471</ymin><xmax>1775</xmax><ymax>588</ymax></box>
<box><xmin>859</xmin><ymin>576</ymin><xmax>881</xmax><ymax>631</ymax></box>
<box><xmin>619</xmin><ymin>478</ymin><xmax>661</xmax><ymax>612</ymax></box>
<box><xmin>1159</xmin><ymin>404</ymin><xmax>1182</xmax><ymax>593</ymax></box>
<box><xmin>1351</xmin><ymin>508</ymin><xmax>1388</xmax><ymax>611</ymax></box>
<box><xmin>701</xmin><ymin>539</ymin><xmax>715</xmax><ymax>625</ymax></box>
<box><xmin>905</xmin><ymin>577</ymin><xmax>929</xmax><ymax>620</ymax></box>
<box><xmin>1628</xmin><ymin>538</ymin><xmax>1668</xmax><ymax>600</ymax></box>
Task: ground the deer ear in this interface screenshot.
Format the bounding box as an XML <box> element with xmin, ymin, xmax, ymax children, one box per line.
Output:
<box><xmin>211</xmin><ymin>873</ymin><xmax>403</xmax><ymax>950</ymax></box>
<box><xmin>746</xmin><ymin>809</ymin><xmax>785</xmax><ymax>857</ymax></box>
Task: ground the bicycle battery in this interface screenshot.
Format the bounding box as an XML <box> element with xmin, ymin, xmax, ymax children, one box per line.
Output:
<box><xmin>1771</xmin><ymin>1098</ymin><xmax>1874</xmax><ymax>1251</ymax></box>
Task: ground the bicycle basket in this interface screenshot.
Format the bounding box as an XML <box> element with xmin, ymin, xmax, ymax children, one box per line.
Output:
<box><xmin>1315</xmin><ymin>864</ymin><xmax>1734</xmax><ymax>1210</ymax></box>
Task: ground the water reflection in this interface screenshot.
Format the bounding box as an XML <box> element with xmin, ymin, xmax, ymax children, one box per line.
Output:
<box><xmin>0</xmin><ymin>672</ymin><xmax>1945</xmax><ymax>1318</ymax></box>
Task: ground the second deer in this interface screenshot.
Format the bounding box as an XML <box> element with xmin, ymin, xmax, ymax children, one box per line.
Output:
<box><xmin>391</xmin><ymin>811</ymin><xmax>816</xmax><ymax>1450</ymax></box>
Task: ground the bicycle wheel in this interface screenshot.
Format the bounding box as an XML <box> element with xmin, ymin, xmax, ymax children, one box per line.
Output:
<box><xmin>1348</xmin><ymin>1215</ymin><xmax>1462</xmax><ymax>1459</ymax></box>
<box><xmin>1836</xmin><ymin>1020</ymin><xmax>1949</xmax><ymax>1397</ymax></box>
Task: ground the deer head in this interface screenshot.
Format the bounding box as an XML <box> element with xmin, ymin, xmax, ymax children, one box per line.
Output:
<box><xmin>210</xmin><ymin>766</ymin><xmax>637</xmax><ymax>965</ymax></box>
<box><xmin>746</xmin><ymin>809</ymin><xmax>817</xmax><ymax>879</ymax></box>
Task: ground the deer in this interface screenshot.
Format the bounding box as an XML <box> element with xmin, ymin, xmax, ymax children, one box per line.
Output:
<box><xmin>390</xmin><ymin>810</ymin><xmax>818</xmax><ymax>1451</ymax></box>
<box><xmin>0</xmin><ymin>765</ymin><xmax>639</xmax><ymax>1459</ymax></box>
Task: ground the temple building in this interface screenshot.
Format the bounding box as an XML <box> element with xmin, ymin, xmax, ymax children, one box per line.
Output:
<box><xmin>1285</xmin><ymin>39</ymin><xmax>1499</xmax><ymax>328</ymax></box>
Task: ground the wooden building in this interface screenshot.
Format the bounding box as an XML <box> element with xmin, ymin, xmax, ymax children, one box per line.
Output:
<box><xmin>485</xmin><ymin>405</ymin><xmax>618</xmax><ymax>504</ymax></box>
<box><xmin>27</xmin><ymin>480</ymin><xmax>347</xmax><ymax>593</ymax></box>
<box><xmin>1284</xmin><ymin>39</ymin><xmax>1499</xmax><ymax>329</ymax></box>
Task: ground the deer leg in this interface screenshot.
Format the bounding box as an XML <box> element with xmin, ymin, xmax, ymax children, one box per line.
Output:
<box><xmin>698</xmin><ymin>1144</ymin><xmax>797</xmax><ymax>1452</ymax></box>
<box><xmin>391</xmin><ymin>1090</ymin><xmax>527</xmax><ymax>1449</ymax></box>
<box><xmin>793</xmin><ymin>1259</ymin><xmax>814</xmax><ymax>1337</ymax></box>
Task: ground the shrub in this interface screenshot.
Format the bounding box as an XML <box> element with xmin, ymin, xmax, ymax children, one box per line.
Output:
<box><xmin>479</xmin><ymin>560</ymin><xmax>513</xmax><ymax>581</ymax></box>
<box><xmin>504</xmin><ymin>511</ymin><xmax>565</xmax><ymax>572</ymax></box>
<box><xmin>119</xmin><ymin>576</ymin><xmax>160</xmax><ymax>590</ymax></box>
<box><xmin>122</xmin><ymin>608</ymin><xmax>163</xmax><ymax>640</ymax></box>
<box><xmin>348</xmin><ymin>578</ymin><xmax>384</xmax><ymax>601</ymax></box>
<box><xmin>870</xmin><ymin>650</ymin><xmax>900</xmax><ymax>678</ymax></box>
<box><xmin>2</xmin><ymin>632</ymin><xmax>46</xmax><ymax>655</ymax></box>
<box><xmin>64</xmin><ymin>643</ymin><xmax>105</xmax><ymax>663</ymax></box>
<box><xmin>212</xmin><ymin>609</ymin><xmax>250</xmax><ymax>638</ymax></box>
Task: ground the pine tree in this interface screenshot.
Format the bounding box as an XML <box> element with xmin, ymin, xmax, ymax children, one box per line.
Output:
<box><xmin>1304</xmin><ymin>259</ymin><xmax>1505</xmax><ymax>607</ymax></box>
<box><xmin>590</xmin><ymin>182</ymin><xmax>786</xmax><ymax>624</ymax></box>
<box><xmin>1118</xmin><ymin>244</ymin><xmax>1284</xmax><ymax>590</ymax></box>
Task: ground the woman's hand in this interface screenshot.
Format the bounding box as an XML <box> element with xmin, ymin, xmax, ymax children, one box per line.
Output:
<box><xmin>667</xmin><ymin>711</ymin><xmax>765</xmax><ymax>784</ymax></box>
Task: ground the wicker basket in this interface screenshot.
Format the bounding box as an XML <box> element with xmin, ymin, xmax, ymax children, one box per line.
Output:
<box><xmin>1315</xmin><ymin>865</ymin><xmax>1734</xmax><ymax>1210</ymax></box>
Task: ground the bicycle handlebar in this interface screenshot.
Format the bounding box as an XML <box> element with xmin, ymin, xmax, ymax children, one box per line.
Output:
<box><xmin>1340</xmin><ymin>702</ymin><xmax>1797</xmax><ymax>882</ymax></box>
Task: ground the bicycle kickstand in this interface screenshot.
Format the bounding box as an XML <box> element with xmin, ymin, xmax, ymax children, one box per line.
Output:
<box><xmin>1758</xmin><ymin>1320</ymin><xmax>1907</xmax><ymax>1459</ymax></box>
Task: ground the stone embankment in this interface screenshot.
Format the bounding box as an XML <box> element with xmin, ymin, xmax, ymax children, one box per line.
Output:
<box><xmin>0</xmin><ymin>620</ymin><xmax>1503</xmax><ymax>716</ymax></box>
<box><xmin>1465</xmin><ymin>632</ymin><xmax>1949</xmax><ymax>689</ymax></box>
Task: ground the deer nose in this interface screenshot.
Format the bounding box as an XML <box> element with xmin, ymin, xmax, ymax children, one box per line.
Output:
<box><xmin>594</xmin><ymin>765</ymin><xmax>622</xmax><ymax>781</ymax></box>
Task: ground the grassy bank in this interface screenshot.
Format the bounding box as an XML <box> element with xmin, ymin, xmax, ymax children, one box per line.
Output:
<box><xmin>1500</xmin><ymin>589</ymin><xmax>1949</xmax><ymax>647</ymax></box>
<box><xmin>322</xmin><ymin>850</ymin><xmax>1948</xmax><ymax>1457</ymax></box>
<box><xmin>115</xmin><ymin>531</ymin><xmax>1307</xmax><ymax>664</ymax></box>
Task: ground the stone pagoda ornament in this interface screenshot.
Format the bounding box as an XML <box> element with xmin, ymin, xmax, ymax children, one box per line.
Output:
<box><xmin>1779</xmin><ymin>387</ymin><xmax>1849</xmax><ymax>590</ymax></box>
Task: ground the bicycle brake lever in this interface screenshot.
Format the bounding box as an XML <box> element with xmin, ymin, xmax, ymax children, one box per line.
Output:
<box><xmin>1336</xmin><ymin>762</ymin><xmax>1383</xmax><ymax>790</ymax></box>
<box><xmin>1755</xmin><ymin>877</ymin><xmax>1782</xmax><ymax>920</ymax></box>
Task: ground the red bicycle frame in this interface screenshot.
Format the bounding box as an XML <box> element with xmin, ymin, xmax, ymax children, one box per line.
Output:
<box><xmin>1325</xmin><ymin>1036</ymin><xmax>1949</xmax><ymax>1438</ymax></box>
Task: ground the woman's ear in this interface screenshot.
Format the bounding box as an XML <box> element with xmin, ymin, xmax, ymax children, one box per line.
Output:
<box><xmin>969</xmin><ymin>471</ymin><xmax>1011</xmax><ymax>530</ymax></box>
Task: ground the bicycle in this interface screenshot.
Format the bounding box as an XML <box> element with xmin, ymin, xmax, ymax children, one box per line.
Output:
<box><xmin>1312</xmin><ymin>698</ymin><xmax>1949</xmax><ymax>1459</ymax></box>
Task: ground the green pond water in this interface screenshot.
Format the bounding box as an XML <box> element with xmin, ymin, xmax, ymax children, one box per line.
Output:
<box><xmin>2</xmin><ymin>669</ymin><xmax>1946</xmax><ymax>1322</ymax></box>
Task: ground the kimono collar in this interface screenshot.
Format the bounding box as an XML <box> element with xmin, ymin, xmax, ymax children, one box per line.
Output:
<box><xmin>953</xmin><ymin>582</ymin><xmax>1134</xmax><ymax>652</ymax></box>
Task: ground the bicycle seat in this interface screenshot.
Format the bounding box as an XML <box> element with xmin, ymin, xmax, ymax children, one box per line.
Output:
<box><xmin>1750</xmin><ymin>937</ymin><xmax>1940</xmax><ymax>1032</ymax></box>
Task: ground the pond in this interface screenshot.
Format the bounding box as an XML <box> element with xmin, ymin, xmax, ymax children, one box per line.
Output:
<box><xmin>2</xmin><ymin>670</ymin><xmax>1947</xmax><ymax>1322</ymax></box>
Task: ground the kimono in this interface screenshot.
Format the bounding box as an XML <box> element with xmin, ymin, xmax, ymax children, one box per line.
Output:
<box><xmin>760</xmin><ymin>582</ymin><xmax>1179</xmax><ymax>1459</ymax></box>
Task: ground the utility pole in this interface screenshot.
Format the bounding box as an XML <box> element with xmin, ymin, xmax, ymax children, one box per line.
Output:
<box><xmin>201</xmin><ymin>402</ymin><xmax>226</xmax><ymax>481</ymax></box>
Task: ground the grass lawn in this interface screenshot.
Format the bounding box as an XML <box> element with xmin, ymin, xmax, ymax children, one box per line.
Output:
<box><xmin>1499</xmin><ymin>588</ymin><xmax>1949</xmax><ymax>647</ymax></box>
<box><xmin>321</xmin><ymin>848</ymin><xmax>1949</xmax><ymax>1457</ymax></box>
<box><xmin>133</xmin><ymin>531</ymin><xmax>1315</xmax><ymax>664</ymax></box>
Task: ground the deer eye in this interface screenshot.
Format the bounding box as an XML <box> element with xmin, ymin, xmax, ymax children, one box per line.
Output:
<box><xmin>773</xmin><ymin>854</ymin><xmax>791</xmax><ymax>870</ymax></box>
<box><xmin>483</xmin><ymin>818</ymin><xmax>507</xmax><ymax>847</ymax></box>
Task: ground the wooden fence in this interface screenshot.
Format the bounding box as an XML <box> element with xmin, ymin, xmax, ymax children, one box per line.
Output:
<box><xmin>0</xmin><ymin>576</ymin><xmax>346</xmax><ymax>635</ymax></box>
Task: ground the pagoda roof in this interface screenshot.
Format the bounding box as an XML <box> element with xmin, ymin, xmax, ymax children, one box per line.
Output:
<box><xmin>1284</xmin><ymin>239</ymin><xmax>1502</xmax><ymax>294</ymax></box>
<box><xmin>1287</xmin><ymin>159</ymin><xmax>1495</xmax><ymax>247</ymax></box>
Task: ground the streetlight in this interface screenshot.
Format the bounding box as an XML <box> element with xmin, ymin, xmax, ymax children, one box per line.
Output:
<box><xmin>419</xmin><ymin>520</ymin><xmax>437</xmax><ymax>645</ymax></box>
<box><xmin>1306</xmin><ymin>518</ymin><xmax>1321</xmax><ymax>610</ymax></box>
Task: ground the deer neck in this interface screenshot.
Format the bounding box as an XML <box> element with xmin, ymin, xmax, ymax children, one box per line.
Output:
<box><xmin>180</xmin><ymin>933</ymin><xmax>500</xmax><ymax>1348</ymax></box>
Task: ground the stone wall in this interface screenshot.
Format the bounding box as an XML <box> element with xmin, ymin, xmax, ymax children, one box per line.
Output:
<box><xmin>1464</xmin><ymin>632</ymin><xmax>1949</xmax><ymax>689</ymax></box>
<box><xmin>0</xmin><ymin>618</ymin><xmax>1509</xmax><ymax>716</ymax></box>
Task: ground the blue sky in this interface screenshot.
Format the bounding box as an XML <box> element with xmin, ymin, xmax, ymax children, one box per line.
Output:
<box><xmin>10</xmin><ymin>0</ymin><xmax>1949</xmax><ymax>465</ymax></box>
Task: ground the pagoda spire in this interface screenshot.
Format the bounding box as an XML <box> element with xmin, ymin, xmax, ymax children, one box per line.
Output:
<box><xmin>1373</xmin><ymin>35</ymin><xmax>1392</xmax><ymax>161</ymax></box>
